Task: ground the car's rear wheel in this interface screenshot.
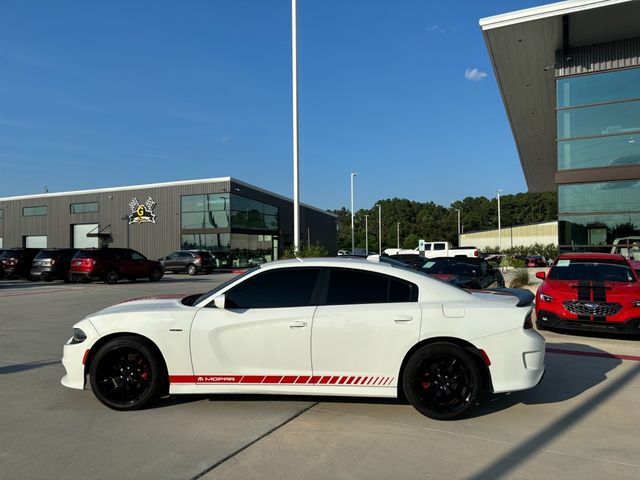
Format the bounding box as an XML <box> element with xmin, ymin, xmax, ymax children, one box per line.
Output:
<box><xmin>89</xmin><ymin>336</ymin><xmax>164</xmax><ymax>411</ymax></box>
<box><xmin>105</xmin><ymin>270</ymin><xmax>119</xmax><ymax>285</ymax></box>
<box><xmin>403</xmin><ymin>343</ymin><xmax>480</xmax><ymax>420</ymax></box>
<box><xmin>186</xmin><ymin>264</ymin><xmax>197</xmax><ymax>276</ymax></box>
<box><xmin>149</xmin><ymin>268</ymin><xmax>163</xmax><ymax>282</ymax></box>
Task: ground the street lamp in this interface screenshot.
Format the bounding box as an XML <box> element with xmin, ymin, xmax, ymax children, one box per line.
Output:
<box><xmin>350</xmin><ymin>172</ymin><xmax>358</xmax><ymax>254</ymax></box>
<box><xmin>497</xmin><ymin>189</ymin><xmax>504</xmax><ymax>251</ymax></box>
<box><xmin>454</xmin><ymin>208</ymin><xmax>461</xmax><ymax>246</ymax></box>
<box><xmin>364</xmin><ymin>214</ymin><xmax>369</xmax><ymax>255</ymax></box>
<box><xmin>397</xmin><ymin>222</ymin><xmax>400</xmax><ymax>249</ymax></box>
<box><xmin>375</xmin><ymin>204</ymin><xmax>382</xmax><ymax>254</ymax></box>
<box><xmin>291</xmin><ymin>0</ymin><xmax>300</xmax><ymax>252</ymax></box>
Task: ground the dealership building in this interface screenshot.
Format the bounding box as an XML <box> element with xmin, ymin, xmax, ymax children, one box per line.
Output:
<box><xmin>0</xmin><ymin>177</ymin><xmax>337</xmax><ymax>265</ymax></box>
<box><xmin>481</xmin><ymin>0</ymin><xmax>640</xmax><ymax>251</ymax></box>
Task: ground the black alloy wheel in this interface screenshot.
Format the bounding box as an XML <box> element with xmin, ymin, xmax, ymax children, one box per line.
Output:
<box><xmin>186</xmin><ymin>264</ymin><xmax>197</xmax><ymax>276</ymax></box>
<box><xmin>89</xmin><ymin>336</ymin><xmax>164</xmax><ymax>411</ymax></box>
<box><xmin>403</xmin><ymin>343</ymin><xmax>481</xmax><ymax>420</ymax></box>
<box><xmin>149</xmin><ymin>268</ymin><xmax>163</xmax><ymax>282</ymax></box>
<box><xmin>105</xmin><ymin>270</ymin><xmax>119</xmax><ymax>285</ymax></box>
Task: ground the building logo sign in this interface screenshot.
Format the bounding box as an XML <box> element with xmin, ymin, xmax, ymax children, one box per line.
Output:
<box><xmin>128</xmin><ymin>196</ymin><xmax>157</xmax><ymax>224</ymax></box>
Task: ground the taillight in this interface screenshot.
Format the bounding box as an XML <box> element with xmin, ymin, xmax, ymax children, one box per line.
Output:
<box><xmin>194</xmin><ymin>256</ymin><xmax>202</xmax><ymax>264</ymax></box>
<box><xmin>83</xmin><ymin>258</ymin><xmax>96</xmax><ymax>267</ymax></box>
<box><xmin>6</xmin><ymin>258</ymin><xmax>17</xmax><ymax>266</ymax></box>
<box><xmin>474</xmin><ymin>250</ymin><xmax>479</xmax><ymax>257</ymax></box>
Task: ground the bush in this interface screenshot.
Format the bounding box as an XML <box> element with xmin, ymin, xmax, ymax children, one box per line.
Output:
<box><xmin>509</xmin><ymin>268</ymin><xmax>532</xmax><ymax>288</ymax></box>
<box><xmin>281</xmin><ymin>243</ymin><xmax>329</xmax><ymax>259</ymax></box>
<box><xmin>482</xmin><ymin>244</ymin><xmax>559</xmax><ymax>262</ymax></box>
<box><xmin>500</xmin><ymin>256</ymin><xmax>526</xmax><ymax>268</ymax></box>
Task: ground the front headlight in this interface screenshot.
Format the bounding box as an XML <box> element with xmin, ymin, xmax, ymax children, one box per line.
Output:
<box><xmin>632</xmin><ymin>300</ymin><xmax>640</xmax><ymax>308</ymax></box>
<box><xmin>539</xmin><ymin>293</ymin><xmax>554</xmax><ymax>302</ymax></box>
<box><xmin>70</xmin><ymin>328</ymin><xmax>87</xmax><ymax>344</ymax></box>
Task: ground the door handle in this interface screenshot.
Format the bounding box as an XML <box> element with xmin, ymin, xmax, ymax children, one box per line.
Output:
<box><xmin>393</xmin><ymin>315</ymin><xmax>413</xmax><ymax>323</ymax></box>
<box><xmin>289</xmin><ymin>321</ymin><xmax>308</xmax><ymax>329</ymax></box>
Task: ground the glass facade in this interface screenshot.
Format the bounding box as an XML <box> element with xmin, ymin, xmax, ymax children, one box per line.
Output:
<box><xmin>180</xmin><ymin>193</ymin><xmax>280</xmax><ymax>265</ymax></box>
<box><xmin>556</xmin><ymin>67</ymin><xmax>640</xmax><ymax>250</ymax></box>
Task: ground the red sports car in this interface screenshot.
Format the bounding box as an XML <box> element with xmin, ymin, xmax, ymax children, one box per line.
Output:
<box><xmin>535</xmin><ymin>253</ymin><xmax>640</xmax><ymax>334</ymax></box>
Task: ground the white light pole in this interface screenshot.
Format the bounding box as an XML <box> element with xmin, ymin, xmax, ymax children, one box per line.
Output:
<box><xmin>497</xmin><ymin>189</ymin><xmax>504</xmax><ymax>251</ymax></box>
<box><xmin>364</xmin><ymin>214</ymin><xmax>369</xmax><ymax>254</ymax></box>
<box><xmin>396</xmin><ymin>222</ymin><xmax>400</xmax><ymax>249</ymax></box>
<box><xmin>350</xmin><ymin>172</ymin><xmax>358</xmax><ymax>254</ymax></box>
<box><xmin>375</xmin><ymin>204</ymin><xmax>382</xmax><ymax>254</ymax></box>
<box><xmin>291</xmin><ymin>0</ymin><xmax>300</xmax><ymax>252</ymax></box>
<box><xmin>454</xmin><ymin>208</ymin><xmax>461</xmax><ymax>246</ymax></box>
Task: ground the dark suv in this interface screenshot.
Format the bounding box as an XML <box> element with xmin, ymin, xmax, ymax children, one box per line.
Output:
<box><xmin>0</xmin><ymin>248</ymin><xmax>42</xmax><ymax>279</ymax></box>
<box><xmin>159</xmin><ymin>250</ymin><xmax>216</xmax><ymax>275</ymax></box>
<box><xmin>70</xmin><ymin>248</ymin><xmax>164</xmax><ymax>284</ymax></box>
<box><xmin>31</xmin><ymin>248</ymin><xmax>79</xmax><ymax>282</ymax></box>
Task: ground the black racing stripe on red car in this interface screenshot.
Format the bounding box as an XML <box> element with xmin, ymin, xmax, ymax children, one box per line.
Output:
<box><xmin>577</xmin><ymin>281</ymin><xmax>591</xmax><ymax>302</ymax></box>
<box><xmin>592</xmin><ymin>281</ymin><xmax>606</xmax><ymax>303</ymax></box>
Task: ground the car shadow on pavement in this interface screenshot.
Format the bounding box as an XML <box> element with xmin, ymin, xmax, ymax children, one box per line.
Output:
<box><xmin>0</xmin><ymin>360</ymin><xmax>60</xmax><ymax>375</ymax></box>
<box><xmin>469</xmin><ymin>341</ymin><xmax>624</xmax><ymax>418</ymax></box>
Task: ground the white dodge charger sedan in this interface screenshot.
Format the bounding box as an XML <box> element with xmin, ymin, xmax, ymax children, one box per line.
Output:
<box><xmin>62</xmin><ymin>257</ymin><xmax>545</xmax><ymax>420</ymax></box>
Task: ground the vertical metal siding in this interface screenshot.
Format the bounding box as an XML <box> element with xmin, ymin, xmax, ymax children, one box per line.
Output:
<box><xmin>556</xmin><ymin>37</ymin><xmax>640</xmax><ymax>77</ymax></box>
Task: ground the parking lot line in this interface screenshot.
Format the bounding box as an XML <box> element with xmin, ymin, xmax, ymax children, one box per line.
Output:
<box><xmin>0</xmin><ymin>287</ymin><xmax>87</xmax><ymax>297</ymax></box>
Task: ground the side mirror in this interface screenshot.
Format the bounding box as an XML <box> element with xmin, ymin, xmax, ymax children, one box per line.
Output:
<box><xmin>535</xmin><ymin>271</ymin><xmax>546</xmax><ymax>280</ymax></box>
<box><xmin>213</xmin><ymin>294</ymin><xmax>226</xmax><ymax>309</ymax></box>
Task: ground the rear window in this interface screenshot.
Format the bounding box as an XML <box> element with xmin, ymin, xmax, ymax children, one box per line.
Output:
<box><xmin>35</xmin><ymin>250</ymin><xmax>56</xmax><ymax>259</ymax></box>
<box><xmin>549</xmin><ymin>258</ymin><xmax>636</xmax><ymax>282</ymax></box>
<box><xmin>197</xmin><ymin>251</ymin><xmax>213</xmax><ymax>258</ymax></box>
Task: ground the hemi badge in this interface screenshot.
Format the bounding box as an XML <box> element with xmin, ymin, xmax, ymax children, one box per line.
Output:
<box><xmin>169</xmin><ymin>329</ymin><xmax>182</xmax><ymax>332</ymax></box>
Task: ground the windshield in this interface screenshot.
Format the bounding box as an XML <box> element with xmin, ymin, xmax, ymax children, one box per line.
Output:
<box><xmin>193</xmin><ymin>266</ymin><xmax>260</xmax><ymax>305</ymax></box>
<box><xmin>548</xmin><ymin>258</ymin><xmax>636</xmax><ymax>282</ymax></box>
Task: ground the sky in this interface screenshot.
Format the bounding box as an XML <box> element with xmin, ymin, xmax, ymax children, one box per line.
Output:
<box><xmin>0</xmin><ymin>0</ymin><xmax>551</xmax><ymax>211</ymax></box>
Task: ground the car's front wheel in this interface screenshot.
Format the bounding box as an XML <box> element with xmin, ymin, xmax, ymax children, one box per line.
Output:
<box><xmin>89</xmin><ymin>336</ymin><xmax>165</xmax><ymax>411</ymax></box>
<box><xmin>403</xmin><ymin>343</ymin><xmax>481</xmax><ymax>420</ymax></box>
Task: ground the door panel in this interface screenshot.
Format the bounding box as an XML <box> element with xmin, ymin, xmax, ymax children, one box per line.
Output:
<box><xmin>311</xmin><ymin>302</ymin><xmax>421</xmax><ymax>383</ymax></box>
<box><xmin>190</xmin><ymin>306</ymin><xmax>315</xmax><ymax>382</ymax></box>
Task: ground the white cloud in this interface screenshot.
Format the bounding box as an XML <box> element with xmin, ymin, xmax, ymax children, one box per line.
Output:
<box><xmin>464</xmin><ymin>68</ymin><xmax>488</xmax><ymax>81</ymax></box>
<box><xmin>426</xmin><ymin>25</ymin><xmax>445</xmax><ymax>34</ymax></box>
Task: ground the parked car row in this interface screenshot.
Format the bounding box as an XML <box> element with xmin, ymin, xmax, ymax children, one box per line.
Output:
<box><xmin>0</xmin><ymin>247</ymin><xmax>164</xmax><ymax>284</ymax></box>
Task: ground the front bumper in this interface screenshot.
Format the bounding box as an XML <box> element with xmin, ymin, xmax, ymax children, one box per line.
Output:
<box><xmin>61</xmin><ymin>320</ymin><xmax>99</xmax><ymax>390</ymax></box>
<box><xmin>537</xmin><ymin>310</ymin><xmax>640</xmax><ymax>334</ymax></box>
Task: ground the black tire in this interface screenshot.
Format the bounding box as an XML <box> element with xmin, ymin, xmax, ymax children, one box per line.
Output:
<box><xmin>536</xmin><ymin>322</ymin><xmax>547</xmax><ymax>331</ymax></box>
<box><xmin>403</xmin><ymin>343</ymin><xmax>481</xmax><ymax>420</ymax></box>
<box><xmin>149</xmin><ymin>268</ymin><xmax>163</xmax><ymax>282</ymax></box>
<box><xmin>105</xmin><ymin>270</ymin><xmax>119</xmax><ymax>285</ymax></box>
<box><xmin>41</xmin><ymin>273</ymin><xmax>52</xmax><ymax>282</ymax></box>
<box><xmin>63</xmin><ymin>275</ymin><xmax>72</xmax><ymax>283</ymax></box>
<box><xmin>89</xmin><ymin>336</ymin><xmax>164</xmax><ymax>411</ymax></box>
<box><xmin>186</xmin><ymin>264</ymin><xmax>197</xmax><ymax>276</ymax></box>
<box><xmin>127</xmin><ymin>277</ymin><xmax>137</xmax><ymax>283</ymax></box>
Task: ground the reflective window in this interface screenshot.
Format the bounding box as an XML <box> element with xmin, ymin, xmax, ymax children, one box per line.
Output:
<box><xmin>181</xmin><ymin>194</ymin><xmax>229</xmax><ymax>229</ymax></box>
<box><xmin>559</xmin><ymin>213</ymin><xmax>640</xmax><ymax>248</ymax></box>
<box><xmin>230</xmin><ymin>195</ymin><xmax>279</xmax><ymax>231</ymax></box>
<box><xmin>70</xmin><ymin>202</ymin><xmax>98</xmax><ymax>214</ymax></box>
<box><xmin>230</xmin><ymin>233</ymin><xmax>274</xmax><ymax>267</ymax></box>
<box><xmin>557</xmin><ymin>100</ymin><xmax>640</xmax><ymax>139</ymax></box>
<box><xmin>181</xmin><ymin>233</ymin><xmax>230</xmax><ymax>251</ymax></box>
<box><xmin>558</xmin><ymin>135</ymin><xmax>640</xmax><ymax>170</ymax></box>
<box><xmin>326</xmin><ymin>268</ymin><xmax>417</xmax><ymax>305</ymax></box>
<box><xmin>225</xmin><ymin>268</ymin><xmax>320</xmax><ymax>309</ymax></box>
<box><xmin>22</xmin><ymin>206</ymin><xmax>47</xmax><ymax>217</ymax></box>
<box><xmin>558</xmin><ymin>181</ymin><xmax>640</xmax><ymax>214</ymax></box>
<box><xmin>557</xmin><ymin>68</ymin><xmax>640</xmax><ymax>108</ymax></box>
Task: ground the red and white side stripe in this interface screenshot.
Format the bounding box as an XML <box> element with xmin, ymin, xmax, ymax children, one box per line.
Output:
<box><xmin>169</xmin><ymin>374</ymin><xmax>395</xmax><ymax>386</ymax></box>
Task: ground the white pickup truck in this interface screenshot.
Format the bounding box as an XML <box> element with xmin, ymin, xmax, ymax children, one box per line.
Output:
<box><xmin>384</xmin><ymin>242</ymin><xmax>479</xmax><ymax>258</ymax></box>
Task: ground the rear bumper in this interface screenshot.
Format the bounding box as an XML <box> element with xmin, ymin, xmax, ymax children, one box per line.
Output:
<box><xmin>537</xmin><ymin>310</ymin><xmax>640</xmax><ymax>334</ymax></box>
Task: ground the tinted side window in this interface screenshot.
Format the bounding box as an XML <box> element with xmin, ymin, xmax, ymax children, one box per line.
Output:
<box><xmin>225</xmin><ymin>268</ymin><xmax>320</xmax><ymax>309</ymax></box>
<box><xmin>434</xmin><ymin>243</ymin><xmax>446</xmax><ymax>250</ymax></box>
<box><xmin>326</xmin><ymin>269</ymin><xmax>417</xmax><ymax>305</ymax></box>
